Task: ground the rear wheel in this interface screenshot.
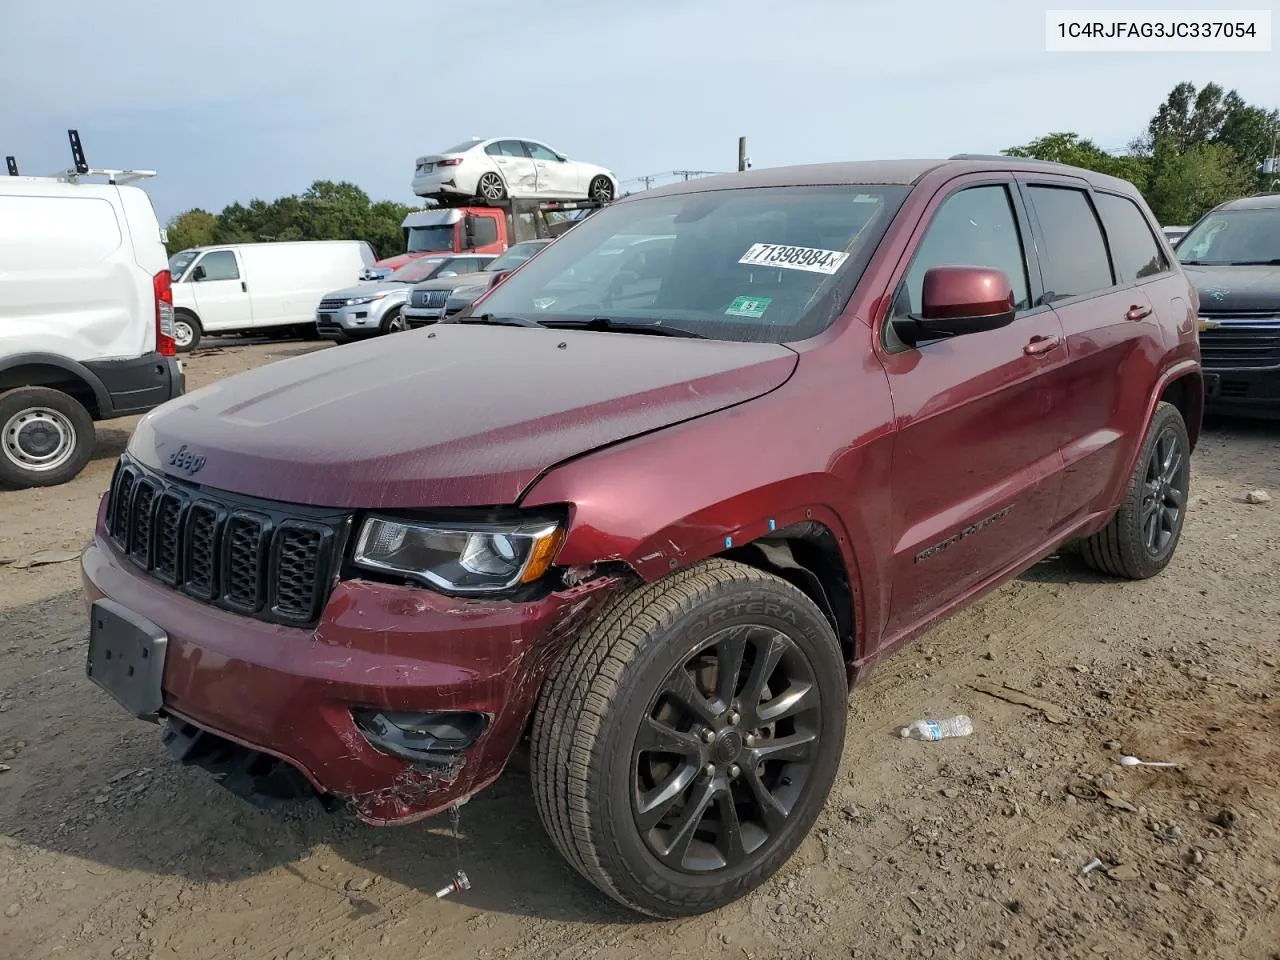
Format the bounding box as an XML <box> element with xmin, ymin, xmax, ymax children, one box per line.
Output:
<box><xmin>530</xmin><ymin>558</ymin><xmax>847</xmax><ymax>917</ymax></box>
<box><xmin>1080</xmin><ymin>401</ymin><xmax>1191</xmax><ymax>579</ymax></box>
<box><xmin>173</xmin><ymin>311</ymin><xmax>201</xmax><ymax>352</ymax></box>
<box><xmin>379</xmin><ymin>308</ymin><xmax>407</xmax><ymax>335</ymax></box>
<box><xmin>0</xmin><ymin>387</ymin><xmax>96</xmax><ymax>489</ymax></box>
<box><xmin>589</xmin><ymin>175</ymin><xmax>615</xmax><ymax>203</ymax></box>
<box><xmin>477</xmin><ymin>172</ymin><xmax>507</xmax><ymax>204</ymax></box>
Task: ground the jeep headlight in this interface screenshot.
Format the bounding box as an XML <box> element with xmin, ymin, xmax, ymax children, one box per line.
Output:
<box><xmin>346</xmin><ymin>293</ymin><xmax>387</xmax><ymax>306</ymax></box>
<box><xmin>353</xmin><ymin>516</ymin><xmax>565</xmax><ymax>592</ymax></box>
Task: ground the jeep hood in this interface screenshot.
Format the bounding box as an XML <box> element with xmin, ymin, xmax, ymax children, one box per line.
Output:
<box><xmin>128</xmin><ymin>324</ymin><xmax>798</xmax><ymax>508</ymax></box>
<box><xmin>1184</xmin><ymin>264</ymin><xmax>1280</xmax><ymax>313</ymax></box>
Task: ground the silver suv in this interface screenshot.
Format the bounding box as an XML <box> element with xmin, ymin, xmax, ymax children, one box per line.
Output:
<box><xmin>315</xmin><ymin>255</ymin><xmax>495</xmax><ymax>342</ymax></box>
<box><xmin>406</xmin><ymin>240</ymin><xmax>554</xmax><ymax>327</ymax></box>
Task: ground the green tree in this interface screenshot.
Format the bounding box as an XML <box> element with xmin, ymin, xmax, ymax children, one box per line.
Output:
<box><xmin>1003</xmin><ymin>132</ymin><xmax>1149</xmax><ymax>189</ymax></box>
<box><xmin>1144</xmin><ymin>138</ymin><xmax>1254</xmax><ymax>225</ymax></box>
<box><xmin>164</xmin><ymin>208</ymin><xmax>218</xmax><ymax>255</ymax></box>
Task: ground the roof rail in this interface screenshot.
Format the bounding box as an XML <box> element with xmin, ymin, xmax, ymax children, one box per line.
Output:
<box><xmin>949</xmin><ymin>153</ymin><xmax>1070</xmax><ymax>166</ymax></box>
<box><xmin>6</xmin><ymin>129</ymin><xmax>156</xmax><ymax>184</ymax></box>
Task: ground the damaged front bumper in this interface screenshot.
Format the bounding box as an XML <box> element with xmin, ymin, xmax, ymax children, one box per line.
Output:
<box><xmin>81</xmin><ymin>533</ymin><xmax>629</xmax><ymax>825</ymax></box>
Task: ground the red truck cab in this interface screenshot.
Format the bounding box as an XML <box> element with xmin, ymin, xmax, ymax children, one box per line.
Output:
<box><xmin>83</xmin><ymin>157</ymin><xmax>1201</xmax><ymax>920</ymax></box>
<box><xmin>366</xmin><ymin>200</ymin><xmax>604</xmax><ymax>278</ymax></box>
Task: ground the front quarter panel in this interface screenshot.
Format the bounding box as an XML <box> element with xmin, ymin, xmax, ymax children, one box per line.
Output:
<box><xmin>519</xmin><ymin>337</ymin><xmax>897</xmax><ymax>661</ymax></box>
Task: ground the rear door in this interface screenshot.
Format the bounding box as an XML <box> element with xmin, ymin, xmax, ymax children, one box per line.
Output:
<box><xmin>189</xmin><ymin>249</ymin><xmax>252</xmax><ymax>330</ymax></box>
<box><xmin>486</xmin><ymin>141</ymin><xmax>538</xmax><ymax>196</ymax></box>
<box><xmin>878</xmin><ymin>177</ymin><xmax>1067</xmax><ymax>640</ymax></box>
<box><xmin>1018</xmin><ymin>178</ymin><xmax>1169</xmax><ymax>526</ymax></box>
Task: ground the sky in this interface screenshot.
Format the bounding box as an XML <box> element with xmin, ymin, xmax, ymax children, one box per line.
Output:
<box><xmin>1</xmin><ymin>0</ymin><xmax>1275</xmax><ymax>222</ymax></box>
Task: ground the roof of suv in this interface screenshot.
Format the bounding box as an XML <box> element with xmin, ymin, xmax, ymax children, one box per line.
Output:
<box><xmin>1215</xmin><ymin>193</ymin><xmax>1280</xmax><ymax>211</ymax></box>
<box><xmin>627</xmin><ymin>157</ymin><xmax>1141</xmax><ymax>200</ymax></box>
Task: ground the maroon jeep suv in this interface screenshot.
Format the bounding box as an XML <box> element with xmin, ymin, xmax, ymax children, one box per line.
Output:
<box><xmin>82</xmin><ymin>157</ymin><xmax>1202</xmax><ymax>918</ymax></box>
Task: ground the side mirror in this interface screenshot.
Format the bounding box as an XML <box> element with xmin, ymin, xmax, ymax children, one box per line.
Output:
<box><xmin>462</xmin><ymin>215</ymin><xmax>477</xmax><ymax>250</ymax></box>
<box><xmin>893</xmin><ymin>265</ymin><xmax>1016</xmax><ymax>344</ymax></box>
<box><xmin>190</xmin><ymin>265</ymin><xmax>206</xmax><ymax>282</ymax></box>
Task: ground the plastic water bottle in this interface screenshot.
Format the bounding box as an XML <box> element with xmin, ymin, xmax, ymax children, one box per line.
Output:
<box><xmin>899</xmin><ymin>715</ymin><xmax>973</xmax><ymax>741</ymax></box>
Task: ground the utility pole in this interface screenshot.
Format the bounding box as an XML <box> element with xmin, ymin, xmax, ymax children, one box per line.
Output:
<box><xmin>738</xmin><ymin>136</ymin><xmax>749</xmax><ymax>172</ymax></box>
<box><xmin>637</xmin><ymin>174</ymin><xmax>657</xmax><ymax>190</ymax></box>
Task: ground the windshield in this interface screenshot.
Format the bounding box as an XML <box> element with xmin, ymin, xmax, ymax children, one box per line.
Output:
<box><xmin>1178</xmin><ymin>208</ymin><xmax>1280</xmax><ymax>265</ymax></box>
<box><xmin>487</xmin><ymin>241</ymin><xmax>550</xmax><ymax>272</ymax></box>
<box><xmin>168</xmin><ymin>249</ymin><xmax>199</xmax><ymax>281</ymax></box>
<box><xmin>388</xmin><ymin>257</ymin><xmax>447</xmax><ymax>282</ymax></box>
<box><xmin>406</xmin><ymin>224</ymin><xmax>456</xmax><ymax>254</ymax></box>
<box><xmin>473</xmin><ymin>185</ymin><xmax>909</xmax><ymax>342</ymax></box>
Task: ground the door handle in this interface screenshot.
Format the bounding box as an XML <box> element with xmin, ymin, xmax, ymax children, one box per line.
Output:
<box><xmin>241</xmin><ymin>281</ymin><xmax>247</xmax><ymax>293</ymax></box>
<box><xmin>1023</xmin><ymin>334</ymin><xmax>1062</xmax><ymax>356</ymax></box>
<box><xmin>1125</xmin><ymin>304</ymin><xmax>1152</xmax><ymax>321</ymax></box>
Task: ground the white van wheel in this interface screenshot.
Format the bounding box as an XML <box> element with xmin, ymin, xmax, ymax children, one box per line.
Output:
<box><xmin>0</xmin><ymin>388</ymin><xmax>96</xmax><ymax>489</ymax></box>
<box><xmin>173</xmin><ymin>311</ymin><xmax>202</xmax><ymax>352</ymax></box>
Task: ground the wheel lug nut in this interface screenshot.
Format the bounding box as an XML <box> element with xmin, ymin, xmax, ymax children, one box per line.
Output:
<box><xmin>728</xmin><ymin>764</ymin><xmax>741</xmax><ymax>779</ymax></box>
<box><xmin>745</xmin><ymin>734</ymin><xmax>756</xmax><ymax>747</ymax></box>
<box><xmin>728</xmin><ymin>711</ymin><xmax>741</xmax><ymax>725</ymax></box>
<box><xmin>704</xmin><ymin>763</ymin><xmax>716</xmax><ymax>777</ymax></box>
<box><xmin>701</xmin><ymin>728</ymin><xmax>715</xmax><ymax>744</ymax></box>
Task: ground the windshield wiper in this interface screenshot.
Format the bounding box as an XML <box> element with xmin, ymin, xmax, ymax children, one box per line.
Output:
<box><xmin>453</xmin><ymin>313</ymin><xmax>545</xmax><ymax>328</ymax></box>
<box><xmin>545</xmin><ymin>317</ymin><xmax>708</xmax><ymax>339</ymax></box>
<box><xmin>1225</xmin><ymin>259</ymin><xmax>1280</xmax><ymax>266</ymax></box>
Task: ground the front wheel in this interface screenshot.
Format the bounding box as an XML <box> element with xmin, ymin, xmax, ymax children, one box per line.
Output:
<box><xmin>172</xmin><ymin>311</ymin><xmax>202</xmax><ymax>352</ymax></box>
<box><xmin>588</xmin><ymin>175</ymin><xmax>615</xmax><ymax>203</ymax></box>
<box><xmin>1080</xmin><ymin>401</ymin><xmax>1191</xmax><ymax>579</ymax></box>
<box><xmin>0</xmin><ymin>387</ymin><xmax>96</xmax><ymax>489</ymax></box>
<box><xmin>530</xmin><ymin>558</ymin><xmax>847</xmax><ymax>917</ymax></box>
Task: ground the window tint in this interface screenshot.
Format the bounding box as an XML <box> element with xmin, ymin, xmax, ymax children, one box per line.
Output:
<box><xmin>471</xmin><ymin>217</ymin><xmax>499</xmax><ymax>247</ymax></box>
<box><xmin>493</xmin><ymin>141</ymin><xmax>527</xmax><ymax>159</ymax></box>
<box><xmin>894</xmin><ymin>185</ymin><xmax>1031</xmax><ymax>317</ymax></box>
<box><xmin>1095</xmin><ymin>193</ymin><xmax>1168</xmax><ymax>281</ymax></box>
<box><xmin>524</xmin><ymin>142</ymin><xmax>560</xmax><ymax>162</ymax></box>
<box><xmin>197</xmin><ymin>250</ymin><xmax>239</xmax><ymax>281</ymax></box>
<box><xmin>1027</xmin><ymin>186</ymin><xmax>1113</xmax><ymax>300</ymax></box>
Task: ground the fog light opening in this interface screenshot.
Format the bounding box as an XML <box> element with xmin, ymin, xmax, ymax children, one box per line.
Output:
<box><xmin>352</xmin><ymin>709</ymin><xmax>488</xmax><ymax>763</ymax></box>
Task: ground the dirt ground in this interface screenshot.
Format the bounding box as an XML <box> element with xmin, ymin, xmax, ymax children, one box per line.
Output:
<box><xmin>1</xmin><ymin>339</ymin><xmax>1278</xmax><ymax>960</ymax></box>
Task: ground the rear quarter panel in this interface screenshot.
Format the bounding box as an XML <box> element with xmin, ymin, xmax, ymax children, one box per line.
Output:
<box><xmin>0</xmin><ymin>187</ymin><xmax>152</xmax><ymax>362</ymax></box>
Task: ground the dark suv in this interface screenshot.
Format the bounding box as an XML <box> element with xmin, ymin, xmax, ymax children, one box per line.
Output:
<box><xmin>82</xmin><ymin>156</ymin><xmax>1201</xmax><ymax>918</ymax></box>
<box><xmin>1176</xmin><ymin>193</ymin><xmax>1280</xmax><ymax>418</ymax></box>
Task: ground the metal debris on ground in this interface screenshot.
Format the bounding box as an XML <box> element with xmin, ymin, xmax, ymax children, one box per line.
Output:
<box><xmin>1081</xmin><ymin>857</ymin><xmax>1104</xmax><ymax>875</ymax></box>
<box><xmin>435</xmin><ymin>870</ymin><xmax>471</xmax><ymax>899</ymax></box>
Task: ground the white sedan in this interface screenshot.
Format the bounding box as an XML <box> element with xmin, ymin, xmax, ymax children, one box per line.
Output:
<box><xmin>411</xmin><ymin>138</ymin><xmax>617</xmax><ymax>205</ymax></box>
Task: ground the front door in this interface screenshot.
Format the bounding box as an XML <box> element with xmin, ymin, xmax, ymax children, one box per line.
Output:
<box><xmin>878</xmin><ymin>179</ymin><xmax>1068</xmax><ymax>642</ymax></box>
<box><xmin>525</xmin><ymin>141</ymin><xmax>578</xmax><ymax>197</ymax></box>
<box><xmin>188</xmin><ymin>250</ymin><xmax>252</xmax><ymax>331</ymax></box>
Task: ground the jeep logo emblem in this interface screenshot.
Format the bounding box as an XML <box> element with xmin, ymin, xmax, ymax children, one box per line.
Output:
<box><xmin>167</xmin><ymin>444</ymin><xmax>206</xmax><ymax>476</ymax></box>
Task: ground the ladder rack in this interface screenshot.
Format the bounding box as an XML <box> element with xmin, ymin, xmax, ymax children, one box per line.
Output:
<box><xmin>5</xmin><ymin>129</ymin><xmax>156</xmax><ymax>184</ymax></box>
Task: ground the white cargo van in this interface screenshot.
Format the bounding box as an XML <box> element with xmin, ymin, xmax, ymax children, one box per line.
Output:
<box><xmin>0</xmin><ymin>174</ymin><xmax>184</xmax><ymax>489</ymax></box>
<box><xmin>168</xmin><ymin>240</ymin><xmax>376</xmax><ymax>350</ymax></box>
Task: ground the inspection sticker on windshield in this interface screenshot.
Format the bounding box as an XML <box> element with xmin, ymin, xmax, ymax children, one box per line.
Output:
<box><xmin>739</xmin><ymin>243</ymin><xmax>848</xmax><ymax>275</ymax></box>
<box><xmin>725</xmin><ymin>296</ymin><xmax>771</xmax><ymax>318</ymax></box>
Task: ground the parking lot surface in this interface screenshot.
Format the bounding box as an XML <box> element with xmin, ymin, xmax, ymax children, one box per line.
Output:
<box><xmin>2</xmin><ymin>341</ymin><xmax>1278</xmax><ymax>960</ymax></box>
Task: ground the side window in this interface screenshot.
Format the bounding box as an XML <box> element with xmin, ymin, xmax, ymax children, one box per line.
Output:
<box><xmin>471</xmin><ymin>217</ymin><xmax>499</xmax><ymax>248</ymax></box>
<box><xmin>524</xmin><ymin>142</ymin><xmax>560</xmax><ymax>162</ymax></box>
<box><xmin>1095</xmin><ymin>192</ymin><xmax>1169</xmax><ymax>281</ymax></box>
<box><xmin>1026</xmin><ymin>186</ymin><xmax>1114</xmax><ymax>300</ymax></box>
<box><xmin>484</xmin><ymin>142</ymin><xmax>503</xmax><ymax>157</ymax></box>
<box><xmin>499</xmin><ymin>140</ymin><xmax>528</xmax><ymax>159</ymax></box>
<box><xmin>893</xmin><ymin>184</ymin><xmax>1031</xmax><ymax>318</ymax></box>
<box><xmin>196</xmin><ymin>250</ymin><xmax>239</xmax><ymax>281</ymax></box>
